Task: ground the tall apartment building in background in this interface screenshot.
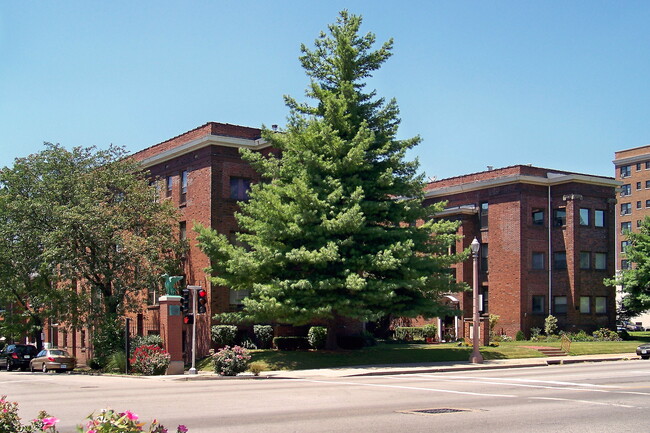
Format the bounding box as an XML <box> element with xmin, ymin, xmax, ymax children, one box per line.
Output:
<box><xmin>613</xmin><ymin>144</ymin><xmax>650</xmax><ymax>328</ymax></box>
<box><xmin>424</xmin><ymin>165</ymin><xmax>618</xmax><ymax>337</ymax></box>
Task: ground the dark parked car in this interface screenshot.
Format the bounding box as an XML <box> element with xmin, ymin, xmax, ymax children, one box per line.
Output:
<box><xmin>0</xmin><ymin>344</ymin><xmax>38</xmax><ymax>371</ymax></box>
<box><xmin>637</xmin><ymin>343</ymin><xmax>650</xmax><ymax>360</ymax></box>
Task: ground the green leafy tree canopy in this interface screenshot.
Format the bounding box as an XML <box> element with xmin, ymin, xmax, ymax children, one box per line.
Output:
<box><xmin>607</xmin><ymin>217</ymin><xmax>650</xmax><ymax>316</ymax></box>
<box><xmin>0</xmin><ymin>143</ymin><xmax>185</xmax><ymax>343</ymax></box>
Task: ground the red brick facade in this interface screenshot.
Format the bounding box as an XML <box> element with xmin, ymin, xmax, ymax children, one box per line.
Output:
<box><xmin>425</xmin><ymin>165</ymin><xmax>618</xmax><ymax>338</ymax></box>
<box><xmin>43</xmin><ymin>125</ymin><xmax>620</xmax><ymax>362</ymax></box>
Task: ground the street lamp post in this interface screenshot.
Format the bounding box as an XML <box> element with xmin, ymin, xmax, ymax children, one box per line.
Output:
<box><xmin>469</xmin><ymin>237</ymin><xmax>484</xmax><ymax>364</ymax></box>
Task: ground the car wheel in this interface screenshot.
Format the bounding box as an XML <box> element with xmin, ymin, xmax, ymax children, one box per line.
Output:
<box><xmin>42</xmin><ymin>363</ymin><xmax>48</xmax><ymax>373</ymax></box>
<box><xmin>5</xmin><ymin>361</ymin><xmax>12</xmax><ymax>372</ymax></box>
<box><xmin>642</xmin><ymin>355</ymin><xmax>649</xmax><ymax>360</ymax></box>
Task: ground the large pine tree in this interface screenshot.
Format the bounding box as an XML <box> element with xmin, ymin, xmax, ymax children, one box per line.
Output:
<box><xmin>197</xmin><ymin>11</ymin><xmax>466</xmax><ymax>343</ymax></box>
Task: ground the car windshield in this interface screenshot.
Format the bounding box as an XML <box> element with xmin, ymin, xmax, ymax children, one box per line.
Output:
<box><xmin>49</xmin><ymin>350</ymin><xmax>69</xmax><ymax>357</ymax></box>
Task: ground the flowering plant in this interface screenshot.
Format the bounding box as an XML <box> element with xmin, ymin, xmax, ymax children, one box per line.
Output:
<box><xmin>1</xmin><ymin>395</ymin><xmax>60</xmax><ymax>433</ymax></box>
<box><xmin>77</xmin><ymin>409</ymin><xmax>188</xmax><ymax>433</ymax></box>
<box><xmin>130</xmin><ymin>345</ymin><xmax>171</xmax><ymax>375</ymax></box>
<box><xmin>211</xmin><ymin>345</ymin><xmax>251</xmax><ymax>376</ymax></box>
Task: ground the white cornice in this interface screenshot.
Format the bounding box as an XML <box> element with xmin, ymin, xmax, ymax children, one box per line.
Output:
<box><xmin>137</xmin><ymin>135</ymin><xmax>270</xmax><ymax>169</ymax></box>
<box><xmin>435</xmin><ymin>204</ymin><xmax>478</xmax><ymax>217</ymax></box>
<box><xmin>425</xmin><ymin>173</ymin><xmax>620</xmax><ymax>198</ymax></box>
<box><xmin>613</xmin><ymin>153</ymin><xmax>650</xmax><ymax>167</ymax></box>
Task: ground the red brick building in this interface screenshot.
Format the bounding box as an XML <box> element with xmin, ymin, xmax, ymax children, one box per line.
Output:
<box><xmin>424</xmin><ymin>165</ymin><xmax>618</xmax><ymax>338</ymax></box>
<box><xmin>129</xmin><ymin>122</ymin><xmax>275</xmax><ymax>358</ymax></box>
<box><xmin>42</xmin><ymin>124</ymin><xmax>620</xmax><ymax>362</ymax></box>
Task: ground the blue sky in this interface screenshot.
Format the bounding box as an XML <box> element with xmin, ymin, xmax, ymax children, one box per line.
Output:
<box><xmin>1</xmin><ymin>1</ymin><xmax>649</xmax><ymax>180</ymax></box>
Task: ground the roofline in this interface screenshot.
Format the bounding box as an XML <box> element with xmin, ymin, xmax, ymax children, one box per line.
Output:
<box><xmin>137</xmin><ymin>134</ymin><xmax>270</xmax><ymax>169</ymax></box>
<box><xmin>425</xmin><ymin>173</ymin><xmax>620</xmax><ymax>198</ymax></box>
<box><xmin>613</xmin><ymin>151</ymin><xmax>650</xmax><ymax>167</ymax></box>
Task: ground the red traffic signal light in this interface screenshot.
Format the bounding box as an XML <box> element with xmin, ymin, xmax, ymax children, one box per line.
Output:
<box><xmin>197</xmin><ymin>289</ymin><xmax>207</xmax><ymax>314</ymax></box>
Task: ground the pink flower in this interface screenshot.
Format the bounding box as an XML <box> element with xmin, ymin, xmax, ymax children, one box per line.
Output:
<box><xmin>177</xmin><ymin>425</ymin><xmax>188</xmax><ymax>433</ymax></box>
<box><xmin>41</xmin><ymin>416</ymin><xmax>60</xmax><ymax>429</ymax></box>
<box><xmin>122</xmin><ymin>410</ymin><xmax>138</xmax><ymax>421</ymax></box>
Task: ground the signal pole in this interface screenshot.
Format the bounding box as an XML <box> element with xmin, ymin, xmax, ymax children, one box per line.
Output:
<box><xmin>187</xmin><ymin>285</ymin><xmax>202</xmax><ymax>375</ymax></box>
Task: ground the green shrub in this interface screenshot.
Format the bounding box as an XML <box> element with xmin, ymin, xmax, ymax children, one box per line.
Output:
<box><xmin>593</xmin><ymin>328</ymin><xmax>622</xmax><ymax>341</ymax></box>
<box><xmin>248</xmin><ymin>360</ymin><xmax>270</xmax><ymax>376</ymax></box>
<box><xmin>211</xmin><ymin>325</ymin><xmax>238</xmax><ymax>347</ymax></box>
<box><xmin>211</xmin><ymin>345</ymin><xmax>251</xmax><ymax>376</ymax></box>
<box><xmin>130</xmin><ymin>345</ymin><xmax>171</xmax><ymax>375</ymax></box>
<box><xmin>92</xmin><ymin>316</ymin><xmax>125</xmax><ymax>366</ymax></box>
<box><xmin>104</xmin><ymin>351</ymin><xmax>127</xmax><ymax>373</ymax></box>
<box><xmin>253</xmin><ymin>325</ymin><xmax>274</xmax><ymax>349</ymax></box>
<box><xmin>361</xmin><ymin>330</ymin><xmax>377</xmax><ymax>346</ymax></box>
<box><xmin>308</xmin><ymin>326</ymin><xmax>327</xmax><ymax>350</ymax></box>
<box><xmin>86</xmin><ymin>358</ymin><xmax>103</xmax><ymax>370</ymax></box>
<box><xmin>130</xmin><ymin>334</ymin><xmax>163</xmax><ymax>355</ymax></box>
<box><xmin>422</xmin><ymin>324</ymin><xmax>438</xmax><ymax>338</ymax></box>
<box><xmin>394</xmin><ymin>327</ymin><xmax>425</xmax><ymax>341</ymax></box>
<box><xmin>240</xmin><ymin>338</ymin><xmax>258</xmax><ymax>350</ymax></box>
<box><xmin>530</xmin><ymin>327</ymin><xmax>542</xmax><ymax>339</ymax></box>
<box><xmin>569</xmin><ymin>330</ymin><xmax>594</xmax><ymax>342</ymax></box>
<box><xmin>544</xmin><ymin>315</ymin><xmax>558</xmax><ymax>336</ymax></box>
<box><xmin>273</xmin><ymin>336</ymin><xmax>310</xmax><ymax>350</ymax></box>
<box><xmin>515</xmin><ymin>330</ymin><xmax>526</xmax><ymax>341</ymax></box>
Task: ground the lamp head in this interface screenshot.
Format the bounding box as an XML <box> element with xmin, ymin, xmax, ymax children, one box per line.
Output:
<box><xmin>470</xmin><ymin>237</ymin><xmax>480</xmax><ymax>255</ymax></box>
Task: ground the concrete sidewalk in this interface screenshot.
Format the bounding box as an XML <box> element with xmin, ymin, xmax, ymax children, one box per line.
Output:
<box><xmin>165</xmin><ymin>352</ymin><xmax>641</xmax><ymax>381</ymax></box>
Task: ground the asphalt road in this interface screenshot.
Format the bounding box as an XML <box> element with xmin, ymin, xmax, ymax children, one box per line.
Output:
<box><xmin>2</xmin><ymin>360</ymin><xmax>649</xmax><ymax>432</ymax></box>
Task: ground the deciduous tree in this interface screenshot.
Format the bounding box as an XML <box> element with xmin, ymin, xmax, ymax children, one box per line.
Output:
<box><xmin>608</xmin><ymin>217</ymin><xmax>650</xmax><ymax>316</ymax></box>
<box><xmin>0</xmin><ymin>144</ymin><xmax>185</xmax><ymax>346</ymax></box>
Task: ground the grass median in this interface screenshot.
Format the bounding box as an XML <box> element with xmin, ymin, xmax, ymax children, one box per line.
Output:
<box><xmin>240</xmin><ymin>338</ymin><xmax>644</xmax><ymax>371</ymax></box>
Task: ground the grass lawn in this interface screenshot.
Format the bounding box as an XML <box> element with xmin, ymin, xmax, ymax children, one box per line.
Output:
<box><xmin>237</xmin><ymin>338</ymin><xmax>640</xmax><ymax>371</ymax></box>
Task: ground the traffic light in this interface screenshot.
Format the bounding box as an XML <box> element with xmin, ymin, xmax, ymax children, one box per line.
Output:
<box><xmin>197</xmin><ymin>288</ymin><xmax>207</xmax><ymax>314</ymax></box>
<box><xmin>181</xmin><ymin>288</ymin><xmax>190</xmax><ymax>313</ymax></box>
<box><xmin>183</xmin><ymin>313</ymin><xmax>194</xmax><ymax>325</ymax></box>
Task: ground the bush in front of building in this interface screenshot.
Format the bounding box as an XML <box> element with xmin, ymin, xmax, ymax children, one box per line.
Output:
<box><xmin>130</xmin><ymin>334</ymin><xmax>163</xmax><ymax>355</ymax></box>
<box><xmin>544</xmin><ymin>315</ymin><xmax>558</xmax><ymax>336</ymax></box>
<box><xmin>92</xmin><ymin>316</ymin><xmax>126</xmax><ymax>368</ymax></box>
<box><xmin>130</xmin><ymin>345</ymin><xmax>171</xmax><ymax>375</ymax></box>
<box><xmin>104</xmin><ymin>351</ymin><xmax>127</xmax><ymax>373</ymax></box>
<box><xmin>273</xmin><ymin>336</ymin><xmax>310</xmax><ymax>350</ymax></box>
<box><xmin>211</xmin><ymin>345</ymin><xmax>251</xmax><ymax>376</ymax></box>
<box><xmin>307</xmin><ymin>326</ymin><xmax>327</xmax><ymax>350</ymax></box>
<box><xmin>253</xmin><ymin>325</ymin><xmax>274</xmax><ymax>349</ymax></box>
<box><xmin>515</xmin><ymin>330</ymin><xmax>526</xmax><ymax>341</ymax></box>
<box><xmin>592</xmin><ymin>328</ymin><xmax>622</xmax><ymax>341</ymax></box>
<box><xmin>393</xmin><ymin>326</ymin><xmax>436</xmax><ymax>341</ymax></box>
<box><xmin>211</xmin><ymin>325</ymin><xmax>237</xmax><ymax>347</ymax></box>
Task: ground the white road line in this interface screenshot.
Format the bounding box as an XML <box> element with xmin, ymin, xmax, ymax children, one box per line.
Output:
<box><xmin>0</xmin><ymin>378</ymin><xmax>55</xmax><ymax>384</ymax></box>
<box><xmin>422</xmin><ymin>374</ymin><xmax>616</xmax><ymax>388</ymax></box>
<box><xmin>384</xmin><ymin>375</ymin><xmax>650</xmax><ymax>397</ymax></box>
<box><xmin>385</xmin><ymin>375</ymin><xmax>616</xmax><ymax>394</ymax></box>
<box><xmin>296</xmin><ymin>378</ymin><xmax>517</xmax><ymax>398</ymax></box>
<box><xmin>530</xmin><ymin>396</ymin><xmax>640</xmax><ymax>409</ymax></box>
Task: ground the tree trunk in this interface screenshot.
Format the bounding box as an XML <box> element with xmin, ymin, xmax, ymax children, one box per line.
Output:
<box><xmin>325</xmin><ymin>316</ymin><xmax>340</xmax><ymax>350</ymax></box>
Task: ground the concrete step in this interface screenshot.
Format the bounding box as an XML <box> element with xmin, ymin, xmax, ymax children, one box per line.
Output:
<box><xmin>537</xmin><ymin>348</ymin><xmax>567</xmax><ymax>357</ymax></box>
